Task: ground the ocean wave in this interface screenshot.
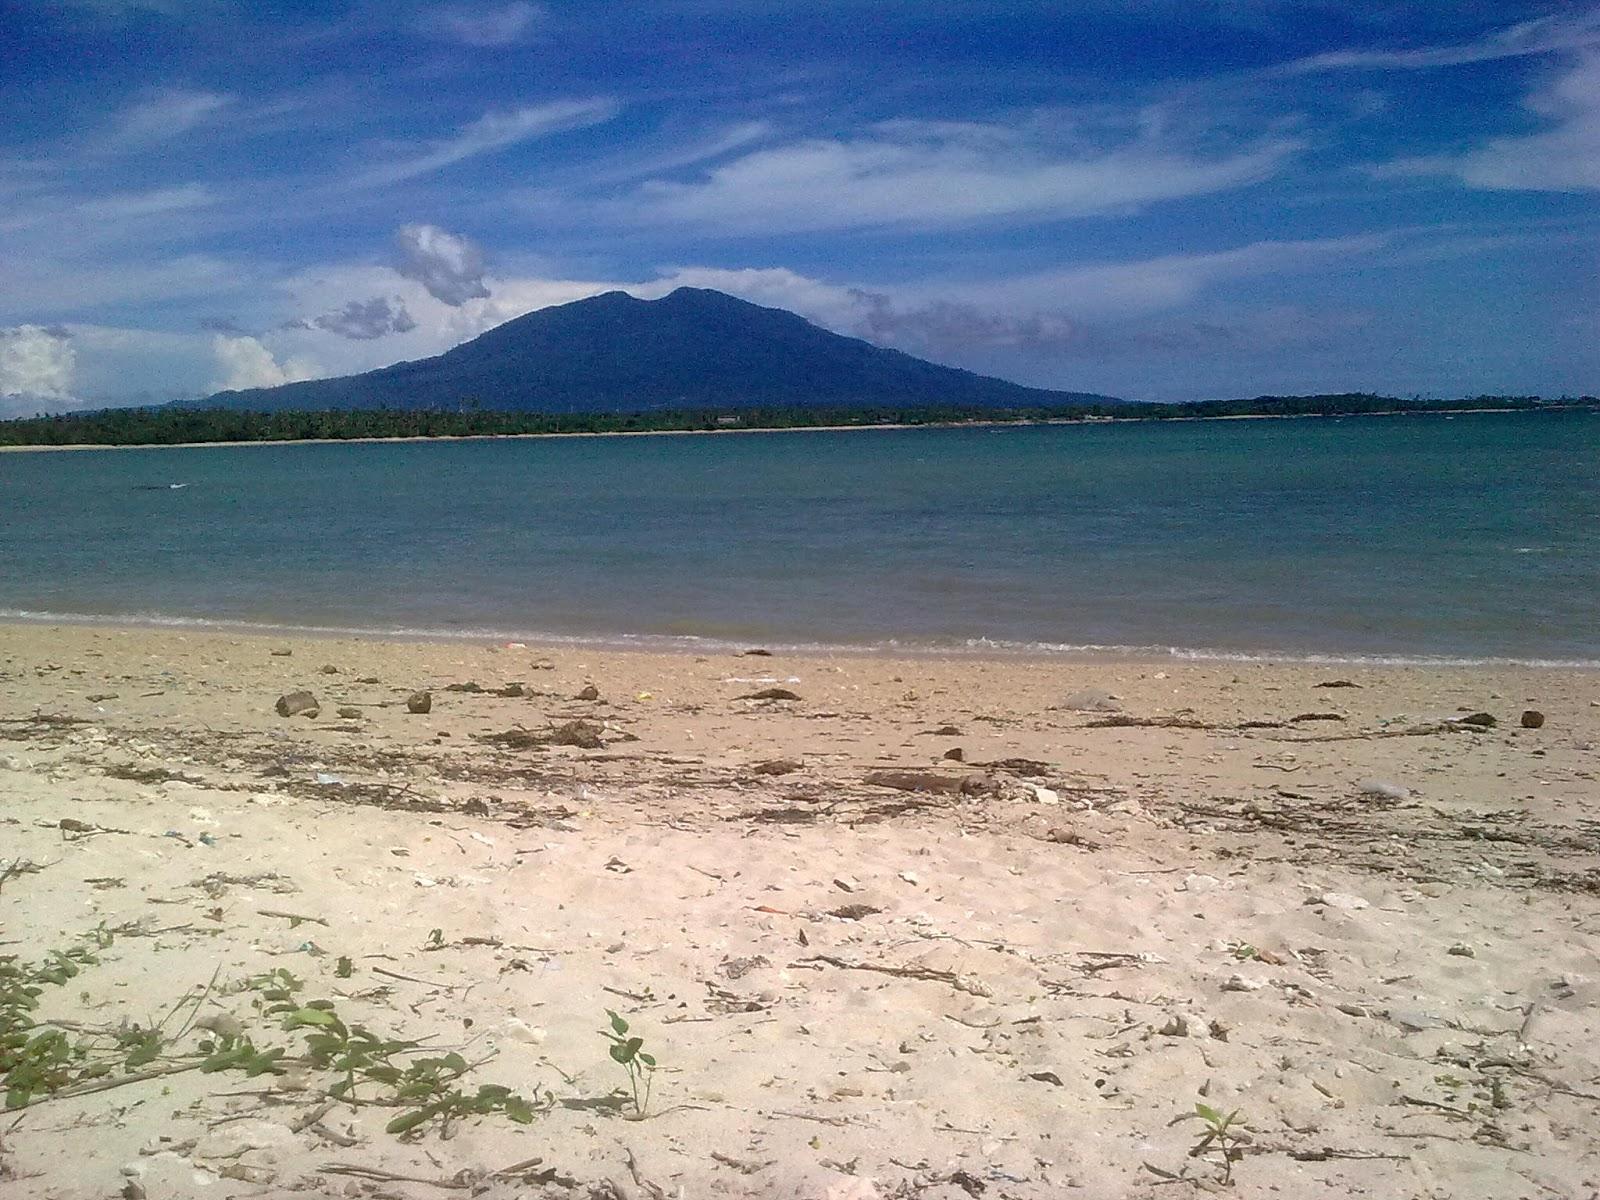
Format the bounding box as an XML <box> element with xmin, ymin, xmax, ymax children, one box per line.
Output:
<box><xmin>1</xmin><ymin>607</ymin><xmax>1596</xmax><ymax>669</ymax></box>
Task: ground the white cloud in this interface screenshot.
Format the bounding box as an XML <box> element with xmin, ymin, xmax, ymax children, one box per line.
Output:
<box><xmin>345</xmin><ymin>98</ymin><xmax>619</xmax><ymax>189</ymax></box>
<box><xmin>106</xmin><ymin>88</ymin><xmax>234</xmax><ymax>148</ymax></box>
<box><xmin>73</xmin><ymin>183</ymin><xmax>217</xmax><ymax>220</ymax></box>
<box><xmin>0</xmin><ymin>325</ymin><xmax>80</xmax><ymax>417</ymax></box>
<box><xmin>1283</xmin><ymin>12</ymin><xmax>1600</xmax><ymax>74</ymax></box>
<box><xmin>620</xmin><ymin>121</ymin><xmax>1296</xmax><ymax>233</ymax></box>
<box><xmin>1451</xmin><ymin>54</ymin><xmax>1600</xmax><ymax>191</ymax></box>
<box><xmin>395</xmin><ymin>224</ymin><xmax>491</xmax><ymax>305</ymax></box>
<box><xmin>211</xmin><ymin>335</ymin><xmax>320</xmax><ymax>391</ymax></box>
<box><xmin>417</xmin><ymin>1</ymin><xmax>543</xmax><ymax>46</ymax></box>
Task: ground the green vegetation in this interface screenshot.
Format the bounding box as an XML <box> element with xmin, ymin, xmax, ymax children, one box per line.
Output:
<box><xmin>0</xmin><ymin>393</ymin><xmax>1591</xmax><ymax>448</ymax></box>
<box><xmin>1188</xmin><ymin>1102</ymin><xmax>1250</xmax><ymax>1183</ymax></box>
<box><xmin>600</xmin><ymin>1008</ymin><xmax>657</xmax><ymax>1117</ymax></box>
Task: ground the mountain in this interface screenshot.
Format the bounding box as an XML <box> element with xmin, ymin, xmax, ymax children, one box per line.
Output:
<box><xmin>201</xmin><ymin>288</ymin><xmax>1120</xmax><ymax>412</ymax></box>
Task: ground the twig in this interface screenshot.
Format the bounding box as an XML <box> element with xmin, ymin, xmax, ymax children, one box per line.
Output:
<box><xmin>768</xmin><ymin>1109</ymin><xmax>852</xmax><ymax>1126</ymax></box>
<box><xmin>319</xmin><ymin>1164</ymin><xmax>471</xmax><ymax>1189</ymax></box>
<box><xmin>792</xmin><ymin>954</ymin><xmax>989</xmax><ymax>997</ymax></box>
<box><xmin>256</xmin><ymin>909</ymin><xmax>329</xmax><ymax>928</ymax></box>
<box><xmin>15</xmin><ymin>1060</ymin><xmax>208</xmax><ymax>1108</ymax></box>
<box><xmin>370</xmin><ymin>966</ymin><xmax>458</xmax><ymax>989</ymax></box>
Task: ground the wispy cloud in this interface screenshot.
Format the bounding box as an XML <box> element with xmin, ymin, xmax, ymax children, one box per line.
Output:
<box><xmin>618</xmin><ymin>120</ymin><xmax>1297</xmax><ymax>233</ymax></box>
<box><xmin>417</xmin><ymin>1</ymin><xmax>544</xmax><ymax>47</ymax></box>
<box><xmin>344</xmin><ymin>98</ymin><xmax>619</xmax><ymax>189</ymax></box>
<box><xmin>1373</xmin><ymin>54</ymin><xmax>1600</xmax><ymax>192</ymax></box>
<box><xmin>1282</xmin><ymin>11</ymin><xmax>1600</xmax><ymax>74</ymax></box>
<box><xmin>103</xmin><ymin>87</ymin><xmax>234</xmax><ymax>149</ymax></box>
<box><xmin>73</xmin><ymin>183</ymin><xmax>217</xmax><ymax>220</ymax></box>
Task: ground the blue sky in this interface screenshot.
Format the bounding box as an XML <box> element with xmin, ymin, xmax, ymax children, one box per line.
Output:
<box><xmin>1</xmin><ymin>0</ymin><xmax>1596</xmax><ymax>412</ymax></box>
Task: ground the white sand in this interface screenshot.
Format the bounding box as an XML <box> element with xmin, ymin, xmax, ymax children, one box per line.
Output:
<box><xmin>2</xmin><ymin>623</ymin><xmax>1597</xmax><ymax>1198</ymax></box>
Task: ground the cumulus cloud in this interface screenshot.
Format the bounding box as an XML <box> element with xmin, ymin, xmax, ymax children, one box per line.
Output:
<box><xmin>418</xmin><ymin>1</ymin><xmax>543</xmax><ymax>46</ymax></box>
<box><xmin>211</xmin><ymin>335</ymin><xmax>320</xmax><ymax>391</ymax></box>
<box><xmin>0</xmin><ymin>324</ymin><xmax>80</xmax><ymax>417</ymax></box>
<box><xmin>310</xmin><ymin>296</ymin><xmax>418</xmax><ymax>340</ymax></box>
<box><xmin>395</xmin><ymin>224</ymin><xmax>491</xmax><ymax>305</ymax></box>
<box><xmin>620</xmin><ymin>120</ymin><xmax>1296</xmax><ymax>233</ymax></box>
<box><xmin>346</xmin><ymin>98</ymin><xmax>618</xmax><ymax>189</ymax></box>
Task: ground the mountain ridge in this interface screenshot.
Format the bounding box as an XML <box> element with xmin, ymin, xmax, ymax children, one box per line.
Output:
<box><xmin>200</xmin><ymin>287</ymin><xmax>1121</xmax><ymax>412</ymax></box>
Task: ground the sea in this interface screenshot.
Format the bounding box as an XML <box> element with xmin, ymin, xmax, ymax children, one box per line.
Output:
<box><xmin>2</xmin><ymin>411</ymin><xmax>1597</xmax><ymax>665</ymax></box>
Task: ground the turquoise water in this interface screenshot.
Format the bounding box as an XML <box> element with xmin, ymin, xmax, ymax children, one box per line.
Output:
<box><xmin>2</xmin><ymin>412</ymin><xmax>1597</xmax><ymax>663</ymax></box>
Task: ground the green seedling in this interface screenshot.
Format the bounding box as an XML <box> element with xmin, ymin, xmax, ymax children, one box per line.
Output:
<box><xmin>1189</xmin><ymin>1103</ymin><xmax>1248</xmax><ymax>1183</ymax></box>
<box><xmin>600</xmin><ymin>1009</ymin><xmax>657</xmax><ymax>1117</ymax></box>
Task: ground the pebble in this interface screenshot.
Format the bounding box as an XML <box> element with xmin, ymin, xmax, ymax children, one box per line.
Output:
<box><xmin>1307</xmin><ymin>891</ymin><xmax>1369</xmax><ymax>911</ymax></box>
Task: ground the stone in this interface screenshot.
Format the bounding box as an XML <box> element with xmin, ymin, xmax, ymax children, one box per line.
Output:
<box><xmin>577</xmin><ymin>684</ymin><xmax>600</xmax><ymax>701</ymax></box>
<box><xmin>406</xmin><ymin>691</ymin><xmax>432</xmax><ymax>714</ymax></box>
<box><xmin>336</xmin><ymin>706</ymin><xmax>361</xmax><ymax>719</ymax></box>
<box><xmin>1521</xmin><ymin>709</ymin><xmax>1545</xmax><ymax>729</ymax></box>
<box><xmin>942</xmin><ymin>746</ymin><xmax>965</xmax><ymax>762</ymax></box>
<box><xmin>1307</xmin><ymin>891</ymin><xmax>1369</xmax><ymax>911</ymax></box>
<box><xmin>319</xmin><ymin>664</ymin><xmax>339</xmax><ymax>675</ymax></box>
<box><xmin>1456</xmin><ymin>711</ymin><xmax>1496</xmax><ymax>727</ymax></box>
<box><xmin>752</xmin><ymin>758</ymin><xmax>801</xmax><ymax>775</ymax></box>
<box><xmin>1062</xmin><ymin>687</ymin><xmax>1120</xmax><ymax>713</ymax></box>
<box><xmin>274</xmin><ymin>691</ymin><xmax>319</xmax><ymax>719</ymax></box>
<box><xmin>550</xmin><ymin>719</ymin><xmax>604</xmax><ymax>748</ymax></box>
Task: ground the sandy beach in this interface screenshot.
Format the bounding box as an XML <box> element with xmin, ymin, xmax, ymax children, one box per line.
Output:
<box><xmin>2</xmin><ymin>621</ymin><xmax>1597</xmax><ymax>1199</ymax></box>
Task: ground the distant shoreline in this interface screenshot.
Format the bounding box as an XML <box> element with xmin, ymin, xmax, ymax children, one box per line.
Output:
<box><xmin>0</xmin><ymin>403</ymin><xmax>1583</xmax><ymax>454</ymax></box>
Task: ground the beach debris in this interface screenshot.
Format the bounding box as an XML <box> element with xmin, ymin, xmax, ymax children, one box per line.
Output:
<box><xmin>1063</xmin><ymin>688</ymin><xmax>1120</xmax><ymax>713</ymax></box>
<box><xmin>551</xmin><ymin>719</ymin><xmax>605</xmax><ymax>748</ymax></box>
<box><xmin>742</xmin><ymin>648</ymin><xmax>773</xmax><ymax>656</ymax></box>
<box><xmin>336</xmin><ymin>705</ymin><xmax>361</xmax><ymax>719</ymax></box>
<box><xmin>274</xmin><ymin>690</ymin><xmax>319</xmax><ymax>719</ymax></box>
<box><xmin>1043</xmin><ymin>827</ymin><xmax>1097</xmax><ymax>848</ymax></box>
<box><xmin>717</xmin><ymin>955</ymin><xmax>770</xmax><ymax>980</ymax></box>
<box><xmin>863</xmin><ymin>769</ymin><xmax>995</xmax><ymax>796</ymax></box>
<box><xmin>406</xmin><ymin>690</ymin><xmax>432</xmax><ymax>714</ymax></box>
<box><xmin>1221</xmin><ymin>974</ymin><xmax>1267</xmax><ymax>992</ymax></box>
<box><xmin>794</xmin><ymin>953</ymin><xmax>991</xmax><ymax>997</ymax></box>
<box><xmin>1315</xmin><ymin>679</ymin><xmax>1360</xmax><ymax>688</ymax></box>
<box><xmin>1358</xmin><ymin>779</ymin><xmax>1410</xmax><ymax>802</ymax></box>
<box><xmin>829</xmin><ymin>903</ymin><xmax>882</xmax><ymax>920</ymax></box>
<box><xmin>356</xmin><ymin>675</ymin><xmax>380</xmax><ymax>683</ymax></box>
<box><xmin>1521</xmin><ymin>709</ymin><xmax>1546</xmax><ymax>728</ymax></box>
<box><xmin>1306</xmin><ymin>891</ymin><xmax>1369</xmax><ymax>911</ymax></box>
<box><xmin>1289</xmin><ymin>712</ymin><xmax>1346</xmax><ymax>723</ymax></box>
<box><xmin>577</xmin><ymin>684</ymin><xmax>600</xmax><ymax>701</ymax></box>
<box><xmin>752</xmin><ymin>758</ymin><xmax>801</xmax><ymax>775</ymax></box>
<box><xmin>270</xmin><ymin>648</ymin><xmax>292</xmax><ymax>657</ymax></box>
<box><xmin>1455</xmin><ymin>711</ymin><xmax>1497</xmax><ymax>727</ymax></box>
<box><xmin>737</xmin><ymin>687</ymin><xmax>801</xmax><ymax>702</ymax></box>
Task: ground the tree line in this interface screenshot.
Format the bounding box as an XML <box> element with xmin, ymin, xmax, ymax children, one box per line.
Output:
<box><xmin>0</xmin><ymin>393</ymin><xmax>1592</xmax><ymax>447</ymax></box>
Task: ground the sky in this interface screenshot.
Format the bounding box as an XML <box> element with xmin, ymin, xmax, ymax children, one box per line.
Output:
<box><xmin>1</xmin><ymin>0</ymin><xmax>1597</xmax><ymax>414</ymax></box>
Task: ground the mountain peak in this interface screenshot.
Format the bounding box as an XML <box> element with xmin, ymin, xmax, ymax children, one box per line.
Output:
<box><xmin>203</xmin><ymin>287</ymin><xmax>1119</xmax><ymax>413</ymax></box>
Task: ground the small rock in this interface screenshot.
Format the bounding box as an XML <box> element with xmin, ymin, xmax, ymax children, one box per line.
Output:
<box><xmin>274</xmin><ymin>691</ymin><xmax>319</xmax><ymax>719</ymax></box>
<box><xmin>1455</xmin><ymin>711</ymin><xmax>1496</xmax><ymax>727</ymax></box>
<box><xmin>504</xmin><ymin>1018</ymin><xmax>547</xmax><ymax>1044</ymax></box>
<box><xmin>336</xmin><ymin>706</ymin><xmax>361</xmax><ymax>719</ymax></box>
<box><xmin>1358</xmin><ymin>779</ymin><xmax>1409</xmax><ymax>802</ymax></box>
<box><xmin>1521</xmin><ymin>710</ymin><xmax>1545</xmax><ymax>729</ymax></box>
<box><xmin>269</xmin><ymin>649</ymin><xmax>291</xmax><ymax>657</ymax></box>
<box><xmin>738</xmin><ymin>686</ymin><xmax>801</xmax><ymax>702</ymax></box>
<box><xmin>1158</xmin><ymin>1014</ymin><xmax>1189</xmax><ymax>1037</ymax></box>
<box><xmin>742</xmin><ymin>648</ymin><xmax>773</xmax><ymax>657</ymax></box>
<box><xmin>356</xmin><ymin>675</ymin><xmax>380</xmax><ymax>684</ymax></box>
<box><xmin>319</xmin><ymin>664</ymin><xmax>339</xmax><ymax>675</ymax></box>
<box><xmin>577</xmin><ymin>684</ymin><xmax>600</xmax><ymax>701</ymax></box>
<box><xmin>1447</xmin><ymin>943</ymin><xmax>1476</xmax><ymax>958</ymax></box>
<box><xmin>1222</xmin><ymin>974</ymin><xmax>1267</xmax><ymax>992</ymax></box>
<box><xmin>1062</xmin><ymin>687</ymin><xmax>1120</xmax><ymax>713</ymax></box>
<box><xmin>1307</xmin><ymin>891</ymin><xmax>1369</xmax><ymax>911</ymax></box>
<box><xmin>1183</xmin><ymin>873</ymin><xmax>1221</xmax><ymax>893</ymax></box>
<box><xmin>406</xmin><ymin>691</ymin><xmax>432</xmax><ymax>714</ymax></box>
<box><xmin>752</xmin><ymin>758</ymin><xmax>802</xmax><ymax>775</ymax></box>
<box><xmin>943</xmin><ymin>746</ymin><xmax>965</xmax><ymax>762</ymax></box>
<box><xmin>550</xmin><ymin>719</ymin><xmax>604</xmax><ymax>748</ymax></box>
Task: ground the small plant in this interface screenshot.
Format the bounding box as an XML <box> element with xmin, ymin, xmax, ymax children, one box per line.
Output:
<box><xmin>1189</xmin><ymin>1103</ymin><xmax>1248</xmax><ymax>1183</ymax></box>
<box><xmin>600</xmin><ymin>1009</ymin><xmax>656</xmax><ymax>1117</ymax></box>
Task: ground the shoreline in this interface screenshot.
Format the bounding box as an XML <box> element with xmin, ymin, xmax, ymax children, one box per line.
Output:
<box><xmin>3</xmin><ymin>612</ymin><xmax>1596</xmax><ymax>670</ymax></box>
<box><xmin>0</xmin><ymin>403</ymin><xmax>1579</xmax><ymax>454</ymax></box>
